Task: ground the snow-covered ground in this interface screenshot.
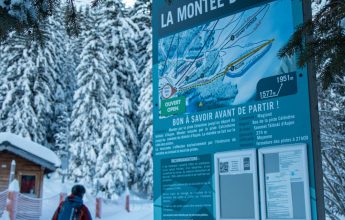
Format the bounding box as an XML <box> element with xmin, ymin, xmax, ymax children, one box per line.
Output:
<box><xmin>42</xmin><ymin>175</ymin><xmax>153</xmax><ymax>220</ymax></box>
<box><xmin>0</xmin><ymin>175</ymin><xmax>153</xmax><ymax>220</ymax></box>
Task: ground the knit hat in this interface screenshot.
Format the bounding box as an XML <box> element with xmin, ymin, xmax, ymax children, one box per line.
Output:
<box><xmin>71</xmin><ymin>184</ymin><xmax>86</xmax><ymax>197</ymax></box>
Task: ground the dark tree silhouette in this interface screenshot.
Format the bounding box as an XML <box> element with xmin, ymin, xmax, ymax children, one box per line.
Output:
<box><xmin>278</xmin><ymin>0</ymin><xmax>345</xmax><ymax>89</ymax></box>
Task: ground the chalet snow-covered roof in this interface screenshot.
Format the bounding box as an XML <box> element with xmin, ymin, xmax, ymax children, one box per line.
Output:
<box><xmin>0</xmin><ymin>132</ymin><xmax>61</xmax><ymax>172</ymax></box>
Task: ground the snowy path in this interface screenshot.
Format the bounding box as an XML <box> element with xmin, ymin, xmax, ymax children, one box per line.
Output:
<box><xmin>43</xmin><ymin>176</ymin><xmax>153</xmax><ymax>220</ymax></box>
<box><xmin>101</xmin><ymin>205</ymin><xmax>153</xmax><ymax>220</ymax></box>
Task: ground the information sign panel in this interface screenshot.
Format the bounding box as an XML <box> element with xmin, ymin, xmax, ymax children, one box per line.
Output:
<box><xmin>258</xmin><ymin>144</ymin><xmax>311</xmax><ymax>220</ymax></box>
<box><xmin>152</xmin><ymin>0</ymin><xmax>324</xmax><ymax>219</ymax></box>
<box><xmin>214</xmin><ymin>149</ymin><xmax>259</xmax><ymax>220</ymax></box>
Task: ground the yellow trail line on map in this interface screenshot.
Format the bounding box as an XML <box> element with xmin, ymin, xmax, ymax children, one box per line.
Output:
<box><xmin>177</xmin><ymin>39</ymin><xmax>274</xmax><ymax>92</ymax></box>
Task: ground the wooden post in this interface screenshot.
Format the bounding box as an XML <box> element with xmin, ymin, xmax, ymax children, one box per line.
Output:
<box><xmin>8</xmin><ymin>160</ymin><xmax>16</xmax><ymax>186</ymax></box>
<box><xmin>6</xmin><ymin>191</ymin><xmax>18</xmax><ymax>220</ymax></box>
<box><xmin>125</xmin><ymin>194</ymin><xmax>130</xmax><ymax>212</ymax></box>
<box><xmin>124</xmin><ymin>180</ymin><xmax>130</xmax><ymax>212</ymax></box>
<box><xmin>96</xmin><ymin>197</ymin><xmax>102</xmax><ymax>218</ymax></box>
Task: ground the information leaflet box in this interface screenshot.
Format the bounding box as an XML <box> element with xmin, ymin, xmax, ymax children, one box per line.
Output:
<box><xmin>258</xmin><ymin>144</ymin><xmax>311</xmax><ymax>220</ymax></box>
<box><xmin>214</xmin><ymin>149</ymin><xmax>259</xmax><ymax>220</ymax></box>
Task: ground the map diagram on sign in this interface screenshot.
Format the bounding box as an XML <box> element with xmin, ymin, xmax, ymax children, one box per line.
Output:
<box><xmin>158</xmin><ymin>1</ymin><xmax>294</xmax><ymax>115</ymax></box>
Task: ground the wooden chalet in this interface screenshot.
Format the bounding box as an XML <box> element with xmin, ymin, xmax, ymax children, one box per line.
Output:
<box><xmin>0</xmin><ymin>133</ymin><xmax>60</xmax><ymax>198</ymax></box>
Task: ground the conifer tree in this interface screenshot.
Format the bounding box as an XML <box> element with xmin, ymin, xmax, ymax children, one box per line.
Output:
<box><xmin>0</xmin><ymin>34</ymin><xmax>40</xmax><ymax>140</ymax></box>
<box><xmin>136</xmin><ymin>43</ymin><xmax>153</xmax><ymax>196</ymax></box>
<box><xmin>131</xmin><ymin>0</ymin><xmax>151</xmax><ymax>74</ymax></box>
<box><xmin>279</xmin><ymin>0</ymin><xmax>345</xmax><ymax>89</ymax></box>
<box><xmin>280</xmin><ymin>1</ymin><xmax>345</xmax><ymax>218</ymax></box>
<box><xmin>318</xmin><ymin>79</ymin><xmax>345</xmax><ymax>218</ymax></box>
<box><xmin>131</xmin><ymin>0</ymin><xmax>153</xmax><ymax>196</ymax></box>
<box><xmin>0</xmin><ymin>31</ymin><xmax>57</xmax><ymax>145</ymax></box>
<box><xmin>46</xmin><ymin>6</ymin><xmax>75</xmax><ymax>156</ymax></box>
<box><xmin>69</xmin><ymin>9</ymin><xmax>110</xmax><ymax>184</ymax></box>
<box><xmin>0</xmin><ymin>0</ymin><xmax>79</xmax><ymax>39</ymax></box>
<box><xmin>99</xmin><ymin>0</ymin><xmax>139</xmax><ymax>187</ymax></box>
<box><xmin>96</xmin><ymin>83</ymin><xmax>129</xmax><ymax>198</ymax></box>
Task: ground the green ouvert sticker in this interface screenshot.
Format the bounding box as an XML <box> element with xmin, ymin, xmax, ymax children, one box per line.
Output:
<box><xmin>161</xmin><ymin>97</ymin><xmax>186</xmax><ymax>116</ymax></box>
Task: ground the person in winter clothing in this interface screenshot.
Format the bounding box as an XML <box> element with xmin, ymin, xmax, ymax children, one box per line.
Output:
<box><xmin>52</xmin><ymin>184</ymin><xmax>92</xmax><ymax>220</ymax></box>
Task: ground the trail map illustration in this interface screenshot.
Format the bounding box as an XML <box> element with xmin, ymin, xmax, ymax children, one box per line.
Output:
<box><xmin>158</xmin><ymin>1</ymin><xmax>294</xmax><ymax>116</ymax></box>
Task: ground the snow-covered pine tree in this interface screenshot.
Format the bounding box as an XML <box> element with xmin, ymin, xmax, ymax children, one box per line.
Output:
<box><xmin>131</xmin><ymin>0</ymin><xmax>153</xmax><ymax>196</ymax></box>
<box><xmin>0</xmin><ymin>80</ymin><xmax>8</xmax><ymax>112</ymax></box>
<box><xmin>99</xmin><ymin>0</ymin><xmax>139</xmax><ymax>188</ymax></box>
<box><xmin>131</xmin><ymin>0</ymin><xmax>151</xmax><ymax>75</ymax></box>
<box><xmin>69</xmin><ymin>8</ymin><xmax>110</xmax><ymax>185</ymax></box>
<box><xmin>279</xmin><ymin>0</ymin><xmax>345</xmax><ymax>89</ymax></box>
<box><xmin>96</xmin><ymin>81</ymin><xmax>129</xmax><ymax>198</ymax></box>
<box><xmin>318</xmin><ymin>79</ymin><xmax>345</xmax><ymax>218</ymax></box>
<box><xmin>0</xmin><ymin>32</ymin><xmax>55</xmax><ymax>145</ymax></box>
<box><xmin>46</xmin><ymin>5</ymin><xmax>76</xmax><ymax>158</ymax></box>
<box><xmin>34</xmin><ymin>17</ymin><xmax>66</xmax><ymax>148</ymax></box>
<box><xmin>280</xmin><ymin>0</ymin><xmax>345</xmax><ymax>218</ymax></box>
<box><xmin>0</xmin><ymin>40</ymin><xmax>10</xmax><ymax>109</ymax></box>
<box><xmin>62</xmin><ymin>6</ymin><xmax>90</xmax><ymax>116</ymax></box>
<box><xmin>0</xmin><ymin>33</ymin><xmax>38</xmax><ymax>139</ymax></box>
<box><xmin>136</xmin><ymin>42</ymin><xmax>153</xmax><ymax>197</ymax></box>
<box><xmin>64</xmin><ymin>6</ymin><xmax>91</xmax><ymax>103</ymax></box>
<box><xmin>59</xmin><ymin>5</ymin><xmax>86</xmax><ymax>84</ymax></box>
<box><xmin>0</xmin><ymin>0</ymin><xmax>79</xmax><ymax>39</ymax></box>
<box><xmin>130</xmin><ymin>0</ymin><xmax>153</xmax><ymax>196</ymax></box>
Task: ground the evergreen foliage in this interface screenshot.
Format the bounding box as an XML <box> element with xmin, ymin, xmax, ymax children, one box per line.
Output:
<box><xmin>98</xmin><ymin>0</ymin><xmax>139</xmax><ymax>189</ymax></box>
<box><xmin>96</xmin><ymin>83</ymin><xmax>129</xmax><ymax>198</ymax></box>
<box><xmin>131</xmin><ymin>0</ymin><xmax>151</xmax><ymax>73</ymax></box>
<box><xmin>0</xmin><ymin>22</ymin><xmax>60</xmax><ymax>146</ymax></box>
<box><xmin>68</xmin><ymin>8</ymin><xmax>109</xmax><ymax>184</ymax></box>
<box><xmin>318</xmin><ymin>78</ymin><xmax>345</xmax><ymax>219</ymax></box>
<box><xmin>0</xmin><ymin>0</ymin><xmax>80</xmax><ymax>39</ymax></box>
<box><xmin>0</xmin><ymin>34</ymin><xmax>43</xmax><ymax>141</ymax></box>
<box><xmin>0</xmin><ymin>0</ymin><xmax>152</xmax><ymax>198</ymax></box>
<box><xmin>130</xmin><ymin>0</ymin><xmax>152</xmax><ymax>196</ymax></box>
<box><xmin>136</xmin><ymin>43</ymin><xmax>152</xmax><ymax>196</ymax></box>
<box><xmin>278</xmin><ymin>0</ymin><xmax>345</xmax><ymax>89</ymax></box>
<box><xmin>279</xmin><ymin>0</ymin><xmax>345</xmax><ymax>218</ymax></box>
<box><xmin>49</xmin><ymin>7</ymin><xmax>74</xmax><ymax>157</ymax></box>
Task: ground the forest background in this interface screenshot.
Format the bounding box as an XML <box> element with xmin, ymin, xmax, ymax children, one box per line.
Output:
<box><xmin>0</xmin><ymin>0</ymin><xmax>344</xmax><ymax>219</ymax></box>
